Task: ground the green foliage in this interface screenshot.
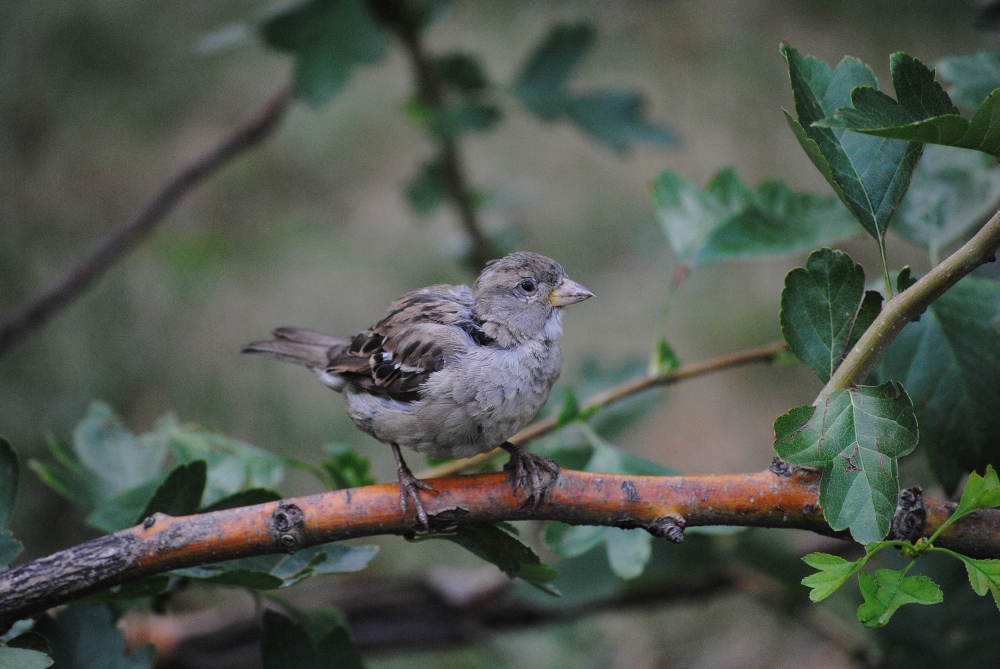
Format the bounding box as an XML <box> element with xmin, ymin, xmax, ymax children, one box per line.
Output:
<box><xmin>773</xmin><ymin>382</ymin><xmax>918</xmax><ymax>544</ymax></box>
<box><xmin>653</xmin><ymin>168</ymin><xmax>859</xmax><ymax>267</ymax></box>
<box><xmin>261</xmin><ymin>0</ymin><xmax>389</xmax><ymax>107</ymax></box>
<box><xmin>936</xmin><ymin>51</ymin><xmax>1000</xmax><ymax>108</ymax></box>
<box><xmin>513</xmin><ymin>23</ymin><xmax>674</xmax><ymax>150</ymax></box>
<box><xmin>260</xmin><ymin>609</ymin><xmax>363</xmax><ymax>669</ymax></box>
<box><xmin>0</xmin><ymin>645</ymin><xmax>52</xmax><ymax>669</ymax></box>
<box><xmin>317</xmin><ymin>444</ymin><xmax>376</xmax><ymax>491</ymax></box>
<box><xmin>780</xmin><ymin>248</ymin><xmax>882</xmax><ymax>383</ymax></box>
<box><xmin>781</xmin><ymin>44</ymin><xmax>922</xmax><ymax>283</ymax></box>
<box><xmin>35</xmin><ymin>604</ymin><xmax>155</xmax><ymax>669</ymax></box>
<box><xmin>877</xmin><ymin>277</ymin><xmax>1000</xmax><ymax>491</ymax></box>
<box><xmin>817</xmin><ymin>52</ymin><xmax>1000</xmax><ymax>159</ymax></box>
<box><xmin>857</xmin><ymin>569</ymin><xmax>943</xmax><ymax>627</ymax></box>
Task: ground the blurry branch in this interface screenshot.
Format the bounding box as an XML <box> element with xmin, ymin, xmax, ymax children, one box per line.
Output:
<box><xmin>0</xmin><ymin>86</ymin><xmax>294</xmax><ymax>357</ymax></box>
<box><xmin>420</xmin><ymin>339</ymin><xmax>790</xmax><ymax>478</ymax></box>
<box><xmin>3</xmin><ymin>465</ymin><xmax>998</xmax><ymax>630</ymax></box>
<box><xmin>816</xmin><ymin>207</ymin><xmax>1000</xmax><ymax>404</ymax></box>
<box><xmin>371</xmin><ymin>0</ymin><xmax>499</xmax><ymax>269</ymax></box>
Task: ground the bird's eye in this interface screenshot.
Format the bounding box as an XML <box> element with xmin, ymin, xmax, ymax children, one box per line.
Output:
<box><xmin>519</xmin><ymin>279</ymin><xmax>537</xmax><ymax>293</ymax></box>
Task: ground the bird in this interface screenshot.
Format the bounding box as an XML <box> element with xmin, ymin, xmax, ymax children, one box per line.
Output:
<box><xmin>242</xmin><ymin>252</ymin><xmax>594</xmax><ymax>528</ymax></box>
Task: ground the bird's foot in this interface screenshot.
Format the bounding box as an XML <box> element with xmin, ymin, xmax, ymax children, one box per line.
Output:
<box><xmin>501</xmin><ymin>441</ymin><xmax>560</xmax><ymax>509</ymax></box>
<box><xmin>391</xmin><ymin>443</ymin><xmax>436</xmax><ymax>529</ymax></box>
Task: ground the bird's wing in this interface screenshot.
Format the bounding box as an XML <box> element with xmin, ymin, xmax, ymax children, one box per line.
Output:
<box><xmin>327</xmin><ymin>285</ymin><xmax>491</xmax><ymax>401</ymax></box>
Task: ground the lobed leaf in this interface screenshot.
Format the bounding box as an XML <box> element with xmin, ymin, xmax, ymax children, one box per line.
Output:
<box><xmin>857</xmin><ymin>569</ymin><xmax>943</xmax><ymax>627</ymax></box>
<box><xmin>957</xmin><ymin>554</ymin><xmax>1000</xmax><ymax>610</ymax></box>
<box><xmin>774</xmin><ymin>382</ymin><xmax>918</xmax><ymax>544</ymax></box>
<box><xmin>801</xmin><ymin>552</ymin><xmax>866</xmax><ymax>601</ymax></box>
<box><xmin>780</xmin><ymin>248</ymin><xmax>883</xmax><ymax>383</ymax></box>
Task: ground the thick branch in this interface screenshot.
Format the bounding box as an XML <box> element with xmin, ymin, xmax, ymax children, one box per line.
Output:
<box><xmin>1</xmin><ymin>466</ymin><xmax>993</xmax><ymax>631</ymax></box>
<box><xmin>816</xmin><ymin>207</ymin><xmax>1000</xmax><ymax>403</ymax></box>
<box><xmin>0</xmin><ymin>86</ymin><xmax>293</xmax><ymax>357</ymax></box>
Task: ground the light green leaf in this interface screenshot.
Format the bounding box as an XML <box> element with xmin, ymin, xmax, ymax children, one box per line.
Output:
<box><xmin>774</xmin><ymin>382</ymin><xmax>919</xmax><ymax>543</ymax></box>
<box><xmin>261</xmin><ymin>0</ymin><xmax>389</xmax><ymax>107</ymax></box>
<box><xmin>780</xmin><ymin>248</ymin><xmax>883</xmax><ymax>383</ymax></box>
<box><xmin>604</xmin><ymin>527</ymin><xmax>652</xmax><ymax>580</ymax></box>
<box><xmin>801</xmin><ymin>552</ymin><xmax>866</xmax><ymax>601</ymax></box>
<box><xmin>876</xmin><ymin>277</ymin><xmax>1000</xmax><ymax>492</ymax></box>
<box><xmin>0</xmin><ymin>645</ymin><xmax>52</xmax><ymax>669</ymax></box>
<box><xmin>781</xmin><ymin>44</ymin><xmax>922</xmax><ymax>268</ymax></box>
<box><xmin>957</xmin><ymin>555</ymin><xmax>1000</xmax><ymax>609</ymax></box>
<box><xmin>857</xmin><ymin>569</ymin><xmax>943</xmax><ymax>627</ymax></box>
<box><xmin>936</xmin><ymin>51</ymin><xmax>1000</xmax><ymax>108</ymax></box>
<box><xmin>952</xmin><ymin>465</ymin><xmax>1000</xmax><ymax>525</ymax></box>
<box><xmin>653</xmin><ymin>168</ymin><xmax>859</xmax><ymax>267</ymax></box>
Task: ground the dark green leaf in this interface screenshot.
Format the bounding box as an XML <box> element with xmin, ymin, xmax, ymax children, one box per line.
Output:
<box><xmin>0</xmin><ymin>645</ymin><xmax>52</xmax><ymax>669</ymax></box>
<box><xmin>893</xmin><ymin>144</ymin><xmax>1000</xmax><ymax>259</ymax></box>
<box><xmin>562</xmin><ymin>90</ymin><xmax>675</xmax><ymax>151</ymax></box>
<box><xmin>781</xmin><ymin>44</ymin><xmax>922</xmax><ymax>254</ymax></box>
<box><xmin>514</xmin><ymin>23</ymin><xmax>595</xmax><ymax>119</ymax></box>
<box><xmin>801</xmin><ymin>552</ymin><xmax>866</xmax><ymax>601</ymax></box>
<box><xmin>0</xmin><ymin>439</ymin><xmax>17</xmax><ymax>528</ymax></box>
<box><xmin>780</xmin><ymin>248</ymin><xmax>882</xmax><ymax>383</ymax></box>
<box><xmin>857</xmin><ymin>569</ymin><xmax>943</xmax><ymax>627</ymax></box>
<box><xmin>260</xmin><ymin>609</ymin><xmax>363</xmax><ymax>669</ymax></box>
<box><xmin>5</xmin><ymin>630</ymin><xmax>51</xmax><ymax>655</ymax></box>
<box><xmin>876</xmin><ymin>277</ymin><xmax>1000</xmax><ymax>491</ymax></box>
<box><xmin>35</xmin><ymin>604</ymin><xmax>155</xmax><ymax>669</ymax></box>
<box><xmin>936</xmin><ymin>51</ymin><xmax>1000</xmax><ymax>108</ymax></box>
<box><xmin>199</xmin><ymin>488</ymin><xmax>283</xmax><ymax>513</ymax></box>
<box><xmin>774</xmin><ymin>382</ymin><xmax>919</xmax><ymax>544</ymax></box>
<box><xmin>319</xmin><ymin>444</ymin><xmax>375</xmax><ymax>491</ymax></box>
<box><xmin>0</xmin><ymin>529</ymin><xmax>23</xmax><ymax>569</ymax></box>
<box><xmin>406</xmin><ymin>157</ymin><xmax>447</xmax><ymax>217</ymax></box>
<box><xmin>80</xmin><ymin>576</ymin><xmax>173</xmax><ymax>603</ymax></box>
<box><xmin>406</xmin><ymin>99</ymin><xmax>502</xmax><ymax>140</ymax></box>
<box><xmin>896</xmin><ymin>266</ymin><xmax>917</xmax><ymax>293</ymax></box>
<box><xmin>87</xmin><ymin>478</ymin><xmax>165</xmax><ymax>533</ymax></box>
<box><xmin>137</xmin><ymin>461</ymin><xmax>207</xmax><ymax>524</ymax></box>
<box><xmin>818</xmin><ymin>52</ymin><xmax>1000</xmax><ymax>158</ymax></box>
<box><xmin>433</xmin><ymin>523</ymin><xmax>559</xmax><ymax>595</ymax></box>
<box><xmin>653</xmin><ymin>168</ymin><xmax>859</xmax><ymax>267</ymax></box>
<box><xmin>434</xmin><ymin>53</ymin><xmax>490</xmax><ymax>95</ymax></box>
<box><xmin>261</xmin><ymin>0</ymin><xmax>389</xmax><ymax>107</ymax></box>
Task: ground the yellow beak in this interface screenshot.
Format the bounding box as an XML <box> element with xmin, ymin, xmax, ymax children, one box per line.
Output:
<box><xmin>548</xmin><ymin>278</ymin><xmax>595</xmax><ymax>307</ymax></box>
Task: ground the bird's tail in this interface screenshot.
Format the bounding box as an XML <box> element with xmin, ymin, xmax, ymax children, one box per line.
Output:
<box><xmin>242</xmin><ymin>327</ymin><xmax>346</xmax><ymax>369</ymax></box>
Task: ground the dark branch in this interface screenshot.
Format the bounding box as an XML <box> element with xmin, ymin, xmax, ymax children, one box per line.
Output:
<box><xmin>0</xmin><ymin>86</ymin><xmax>293</xmax><ymax>357</ymax></box>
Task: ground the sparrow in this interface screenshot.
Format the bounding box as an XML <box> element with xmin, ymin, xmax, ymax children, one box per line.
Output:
<box><xmin>242</xmin><ymin>252</ymin><xmax>593</xmax><ymax>528</ymax></box>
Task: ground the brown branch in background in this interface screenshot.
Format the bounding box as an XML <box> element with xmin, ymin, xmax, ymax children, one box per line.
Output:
<box><xmin>2</xmin><ymin>466</ymin><xmax>996</xmax><ymax>630</ymax></box>
<box><xmin>419</xmin><ymin>339</ymin><xmax>790</xmax><ymax>478</ymax></box>
<box><xmin>0</xmin><ymin>86</ymin><xmax>294</xmax><ymax>357</ymax></box>
<box><xmin>371</xmin><ymin>0</ymin><xmax>498</xmax><ymax>269</ymax></box>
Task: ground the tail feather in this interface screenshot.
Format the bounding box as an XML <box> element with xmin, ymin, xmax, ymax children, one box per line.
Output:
<box><xmin>242</xmin><ymin>327</ymin><xmax>347</xmax><ymax>369</ymax></box>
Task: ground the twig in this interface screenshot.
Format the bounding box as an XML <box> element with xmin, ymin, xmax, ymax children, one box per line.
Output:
<box><xmin>371</xmin><ymin>0</ymin><xmax>498</xmax><ymax>269</ymax></box>
<box><xmin>0</xmin><ymin>86</ymin><xmax>294</xmax><ymax>357</ymax></box>
<box><xmin>816</xmin><ymin>207</ymin><xmax>1000</xmax><ymax>404</ymax></box>
<box><xmin>2</xmin><ymin>465</ymin><xmax>994</xmax><ymax>630</ymax></box>
<box><xmin>419</xmin><ymin>339</ymin><xmax>789</xmax><ymax>478</ymax></box>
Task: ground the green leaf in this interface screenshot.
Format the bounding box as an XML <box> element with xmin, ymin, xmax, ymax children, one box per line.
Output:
<box><xmin>857</xmin><ymin>569</ymin><xmax>943</xmax><ymax>627</ymax></box>
<box><xmin>406</xmin><ymin>157</ymin><xmax>448</xmax><ymax>217</ymax></box>
<box><xmin>514</xmin><ymin>23</ymin><xmax>673</xmax><ymax>150</ymax></box>
<box><xmin>36</xmin><ymin>604</ymin><xmax>155</xmax><ymax>669</ymax></box>
<box><xmin>555</xmin><ymin>389</ymin><xmax>582</xmax><ymax>428</ymax></box>
<box><xmin>800</xmin><ymin>551</ymin><xmax>866</xmax><ymax>601</ymax></box>
<box><xmin>818</xmin><ymin>52</ymin><xmax>1000</xmax><ymax>158</ymax></box>
<box><xmin>173</xmin><ymin>543</ymin><xmax>378</xmax><ymax>589</ymax></box>
<box><xmin>0</xmin><ymin>529</ymin><xmax>23</xmax><ymax>569</ymax></box>
<box><xmin>0</xmin><ymin>645</ymin><xmax>52</xmax><ymax>669</ymax></box>
<box><xmin>433</xmin><ymin>52</ymin><xmax>490</xmax><ymax>95</ymax></box>
<box><xmin>876</xmin><ymin>277</ymin><xmax>1000</xmax><ymax>491</ymax></box>
<box><xmin>406</xmin><ymin>99</ymin><xmax>502</xmax><ymax>140</ymax></box>
<box><xmin>651</xmin><ymin>338</ymin><xmax>681</xmax><ymax>376</ymax></box>
<box><xmin>261</xmin><ymin>0</ymin><xmax>389</xmax><ymax>107</ymax></box>
<box><xmin>893</xmin><ymin>144</ymin><xmax>1000</xmax><ymax>260</ymax></box>
<box><xmin>87</xmin><ymin>478</ymin><xmax>165</xmax><ymax>533</ymax></box>
<box><xmin>956</xmin><ymin>554</ymin><xmax>1000</xmax><ymax>609</ymax></box>
<box><xmin>260</xmin><ymin>609</ymin><xmax>363</xmax><ymax>669</ymax></box>
<box><xmin>136</xmin><ymin>460</ymin><xmax>207</xmax><ymax>523</ymax></box>
<box><xmin>781</xmin><ymin>44</ymin><xmax>922</xmax><ymax>262</ymax></box>
<box><xmin>780</xmin><ymin>248</ymin><xmax>882</xmax><ymax>383</ymax></box>
<box><xmin>774</xmin><ymin>382</ymin><xmax>919</xmax><ymax>543</ymax></box>
<box><xmin>433</xmin><ymin>523</ymin><xmax>559</xmax><ymax>595</ymax></box>
<box><xmin>896</xmin><ymin>266</ymin><xmax>917</xmax><ymax>294</ymax></box>
<box><xmin>652</xmin><ymin>168</ymin><xmax>860</xmax><ymax>267</ymax></box>
<box><xmin>318</xmin><ymin>444</ymin><xmax>375</xmax><ymax>491</ymax></box>
<box><xmin>936</xmin><ymin>51</ymin><xmax>1000</xmax><ymax>108</ymax></box>
<box><xmin>951</xmin><ymin>465</ymin><xmax>1000</xmax><ymax>526</ymax></box>
<box><xmin>0</xmin><ymin>439</ymin><xmax>17</xmax><ymax>528</ymax></box>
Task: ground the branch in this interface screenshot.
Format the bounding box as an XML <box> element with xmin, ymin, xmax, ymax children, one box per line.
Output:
<box><xmin>816</xmin><ymin>207</ymin><xmax>1000</xmax><ymax>403</ymax></box>
<box><xmin>371</xmin><ymin>0</ymin><xmax>498</xmax><ymax>269</ymax></box>
<box><xmin>419</xmin><ymin>339</ymin><xmax>789</xmax><ymax>478</ymax></box>
<box><xmin>2</xmin><ymin>466</ymin><xmax>994</xmax><ymax>630</ymax></box>
<box><xmin>0</xmin><ymin>86</ymin><xmax>293</xmax><ymax>357</ymax></box>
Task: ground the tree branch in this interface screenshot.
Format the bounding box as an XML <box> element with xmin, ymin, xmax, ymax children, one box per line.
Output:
<box><xmin>816</xmin><ymin>207</ymin><xmax>1000</xmax><ymax>404</ymax></box>
<box><xmin>1</xmin><ymin>466</ymin><xmax>993</xmax><ymax>631</ymax></box>
<box><xmin>0</xmin><ymin>86</ymin><xmax>293</xmax><ymax>357</ymax></box>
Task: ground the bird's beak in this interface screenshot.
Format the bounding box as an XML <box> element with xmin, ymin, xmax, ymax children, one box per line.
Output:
<box><xmin>548</xmin><ymin>278</ymin><xmax>595</xmax><ymax>307</ymax></box>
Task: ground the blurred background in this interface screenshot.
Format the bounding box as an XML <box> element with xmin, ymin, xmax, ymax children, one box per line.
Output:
<box><xmin>1</xmin><ymin>1</ymin><xmax>997</xmax><ymax>667</ymax></box>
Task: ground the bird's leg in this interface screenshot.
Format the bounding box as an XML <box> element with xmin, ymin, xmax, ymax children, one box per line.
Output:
<box><xmin>501</xmin><ymin>441</ymin><xmax>560</xmax><ymax>509</ymax></box>
<box><xmin>390</xmin><ymin>443</ymin><xmax>436</xmax><ymax>529</ymax></box>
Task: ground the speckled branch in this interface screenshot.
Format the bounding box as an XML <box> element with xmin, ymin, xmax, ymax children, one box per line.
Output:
<box><xmin>2</xmin><ymin>466</ymin><xmax>994</xmax><ymax>632</ymax></box>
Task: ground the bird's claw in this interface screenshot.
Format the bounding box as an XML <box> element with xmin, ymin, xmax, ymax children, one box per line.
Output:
<box><xmin>391</xmin><ymin>443</ymin><xmax>436</xmax><ymax>530</ymax></box>
<box><xmin>501</xmin><ymin>442</ymin><xmax>560</xmax><ymax>509</ymax></box>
